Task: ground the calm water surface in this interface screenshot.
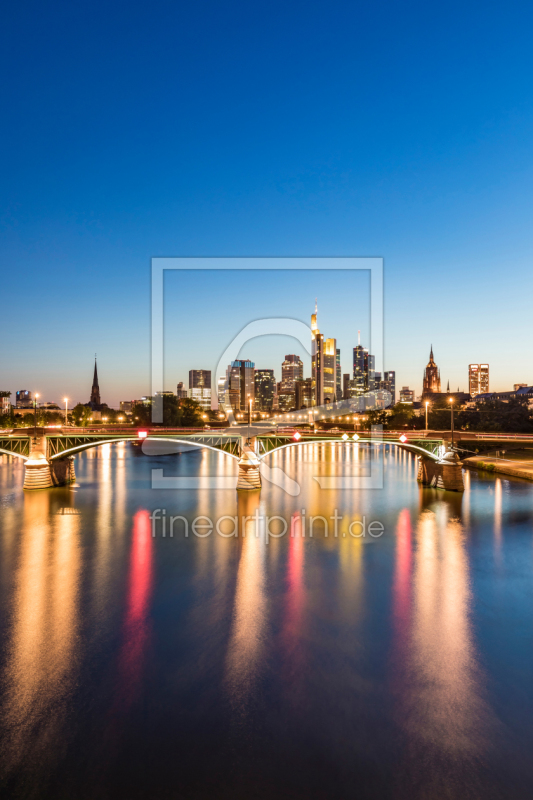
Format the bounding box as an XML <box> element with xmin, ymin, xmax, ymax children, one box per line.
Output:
<box><xmin>1</xmin><ymin>443</ymin><xmax>533</xmax><ymax>799</ymax></box>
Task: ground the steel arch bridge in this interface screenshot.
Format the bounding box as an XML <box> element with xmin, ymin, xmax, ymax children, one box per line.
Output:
<box><xmin>0</xmin><ymin>427</ymin><xmax>444</xmax><ymax>463</ymax></box>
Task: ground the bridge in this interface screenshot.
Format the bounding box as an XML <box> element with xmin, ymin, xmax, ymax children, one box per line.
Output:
<box><xmin>5</xmin><ymin>423</ymin><xmax>521</xmax><ymax>493</ymax></box>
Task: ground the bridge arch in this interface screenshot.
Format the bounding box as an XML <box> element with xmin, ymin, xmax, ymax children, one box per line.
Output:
<box><xmin>48</xmin><ymin>436</ymin><xmax>241</xmax><ymax>461</ymax></box>
<box><xmin>258</xmin><ymin>438</ymin><xmax>441</xmax><ymax>462</ymax></box>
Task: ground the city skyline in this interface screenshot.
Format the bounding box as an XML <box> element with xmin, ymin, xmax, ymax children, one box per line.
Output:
<box><xmin>4</xmin><ymin>330</ymin><xmax>502</xmax><ymax>410</ymax></box>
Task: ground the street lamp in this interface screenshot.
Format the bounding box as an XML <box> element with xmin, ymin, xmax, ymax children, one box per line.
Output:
<box><xmin>425</xmin><ymin>401</ymin><xmax>429</xmax><ymax>431</ymax></box>
<box><xmin>64</xmin><ymin>397</ymin><xmax>68</xmax><ymax>426</ymax></box>
<box><xmin>448</xmin><ymin>396</ymin><xmax>454</xmax><ymax>448</ymax></box>
<box><xmin>34</xmin><ymin>393</ymin><xmax>39</xmax><ymax>429</ymax></box>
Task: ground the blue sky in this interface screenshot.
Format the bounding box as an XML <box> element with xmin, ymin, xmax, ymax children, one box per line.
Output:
<box><xmin>1</xmin><ymin>0</ymin><xmax>532</xmax><ymax>405</ymax></box>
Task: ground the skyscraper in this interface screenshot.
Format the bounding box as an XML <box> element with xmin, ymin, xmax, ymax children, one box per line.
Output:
<box><xmin>422</xmin><ymin>346</ymin><xmax>441</xmax><ymax>395</ymax></box>
<box><xmin>384</xmin><ymin>370</ymin><xmax>396</xmax><ymax>405</ymax></box>
<box><xmin>352</xmin><ymin>334</ymin><xmax>374</xmax><ymax>396</ymax></box>
<box><xmin>226</xmin><ymin>360</ymin><xmax>255</xmax><ymax>412</ymax></box>
<box><xmin>342</xmin><ymin>373</ymin><xmax>351</xmax><ymax>400</ymax></box>
<box><xmin>323</xmin><ymin>337</ymin><xmax>337</xmax><ymax>403</ymax></box>
<box><xmin>189</xmin><ymin>370</ymin><xmax>211</xmax><ymax>389</ymax></box>
<box><xmin>281</xmin><ymin>355</ymin><xmax>303</xmax><ymax>391</ymax></box>
<box><xmin>254</xmin><ymin>369</ymin><xmax>275</xmax><ymax>411</ymax></box>
<box><xmin>469</xmin><ymin>364</ymin><xmax>489</xmax><ymax>397</ymax></box>
<box><xmin>89</xmin><ymin>359</ymin><xmax>101</xmax><ymax>409</ymax></box>
<box><xmin>295</xmin><ymin>378</ymin><xmax>313</xmax><ymax>409</ymax></box>
<box><xmin>336</xmin><ymin>348</ymin><xmax>341</xmax><ymax>401</ymax></box>
<box><xmin>311</xmin><ymin>301</ymin><xmax>324</xmax><ymax>406</ymax></box>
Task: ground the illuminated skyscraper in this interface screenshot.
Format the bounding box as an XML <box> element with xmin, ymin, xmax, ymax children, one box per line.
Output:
<box><xmin>422</xmin><ymin>346</ymin><xmax>441</xmax><ymax>394</ymax></box>
<box><xmin>311</xmin><ymin>301</ymin><xmax>324</xmax><ymax>406</ymax></box>
<box><xmin>323</xmin><ymin>337</ymin><xmax>337</xmax><ymax>404</ymax></box>
<box><xmin>295</xmin><ymin>378</ymin><xmax>313</xmax><ymax>409</ymax></box>
<box><xmin>254</xmin><ymin>369</ymin><xmax>275</xmax><ymax>411</ymax></box>
<box><xmin>281</xmin><ymin>355</ymin><xmax>303</xmax><ymax>391</ymax></box>
<box><xmin>469</xmin><ymin>364</ymin><xmax>489</xmax><ymax>397</ymax></box>
<box><xmin>226</xmin><ymin>360</ymin><xmax>255</xmax><ymax>412</ymax></box>
<box><xmin>382</xmin><ymin>370</ymin><xmax>396</xmax><ymax>405</ymax></box>
<box><xmin>189</xmin><ymin>370</ymin><xmax>211</xmax><ymax>389</ymax></box>
<box><xmin>336</xmin><ymin>348</ymin><xmax>341</xmax><ymax>400</ymax></box>
<box><xmin>352</xmin><ymin>333</ymin><xmax>374</xmax><ymax>396</ymax></box>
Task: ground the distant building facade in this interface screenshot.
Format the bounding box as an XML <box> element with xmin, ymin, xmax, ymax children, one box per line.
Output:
<box><xmin>16</xmin><ymin>390</ymin><xmax>32</xmax><ymax>408</ymax></box>
<box><xmin>342</xmin><ymin>373</ymin><xmax>351</xmax><ymax>400</ymax></box>
<box><xmin>381</xmin><ymin>370</ymin><xmax>396</xmax><ymax>405</ymax></box>
<box><xmin>176</xmin><ymin>382</ymin><xmax>188</xmax><ymax>399</ymax></box>
<box><xmin>227</xmin><ymin>360</ymin><xmax>255</xmax><ymax>412</ymax></box>
<box><xmin>336</xmin><ymin>349</ymin><xmax>341</xmax><ymax>401</ymax></box>
<box><xmin>468</xmin><ymin>364</ymin><xmax>489</xmax><ymax>398</ymax></box>
<box><xmin>189</xmin><ymin>370</ymin><xmax>211</xmax><ymax>389</ymax></box>
<box><xmin>254</xmin><ymin>369</ymin><xmax>275</xmax><ymax>412</ymax></box>
<box><xmin>399</xmin><ymin>386</ymin><xmax>415</xmax><ymax>403</ymax></box>
<box><xmin>353</xmin><ymin>342</ymin><xmax>375</xmax><ymax>396</ymax></box>
<box><xmin>188</xmin><ymin>387</ymin><xmax>211</xmax><ymax>410</ymax></box>
<box><xmin>295</xmin><ymin>378</ymin><xmax>313</xmax><ymax>409</ymax></box>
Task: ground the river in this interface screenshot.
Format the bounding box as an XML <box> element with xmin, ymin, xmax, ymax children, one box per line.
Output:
<box><xmin>1</xmin><ymin>442</ymin><xmax>533</xmax><ymax>799</ymax></box>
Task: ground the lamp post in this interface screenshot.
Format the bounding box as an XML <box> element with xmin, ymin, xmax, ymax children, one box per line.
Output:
<box><xmin>64</xmin><ymin>397</ymin><xmax>68</xmax><ymax>427</ymax></box>
<box><xmin>449</xmin><ymin>396</ymin><xmax>454</xmax><ymax>448</ymax></box>
<box><xmin>425</xmin><ymin>401</ymin><xmax>429</xmax><ymax>431</ymax></box>
<box><xmin>34</xmin><ymin>393</ymin><xmax>40</xmax><ymax>429</ymax></box>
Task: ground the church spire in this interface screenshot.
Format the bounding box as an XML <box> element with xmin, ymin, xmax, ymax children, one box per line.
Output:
<box><xmin>90</xmin><ymin>356</ymin><xmax>101</xmax><ymax>409</ymax></box>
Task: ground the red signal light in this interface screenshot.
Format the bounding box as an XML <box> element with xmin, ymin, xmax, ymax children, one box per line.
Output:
<box><xmin>399</xmin><ymin>434</ymin><xmax>407</xmax><ymax>443</ymax></box>
<box><xmin>293</xmin><ymin>431</ymin><xmax>301</xmax><ymax>441</ymax></box>
<box><xmin>138</xmin><ymin>430</ymin><xmax>148</xmax><ymax>439</ymax></box>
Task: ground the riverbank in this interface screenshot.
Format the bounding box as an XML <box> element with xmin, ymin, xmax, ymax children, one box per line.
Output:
<box><xmin>463</xmin><ymin>456</ymin><xmax>533</xmax><ymax>482</ymax></box>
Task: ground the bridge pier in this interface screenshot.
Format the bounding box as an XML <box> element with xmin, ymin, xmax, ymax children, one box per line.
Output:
<box><xmin>236</xmin><ymin>438</ymin><xmax>261</xmax><ymax>491</ymax></box>
<box><xmin>23</xmin><ymin>434</ymin><xmax>76</xmax><ymax>490</ymax></box>
<box><xmin>417</xmin><ymin>449</ymin><xmax>464</xmax><ymax>492</ymax></box>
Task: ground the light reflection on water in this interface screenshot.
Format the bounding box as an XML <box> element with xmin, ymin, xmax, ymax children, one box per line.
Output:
<box><xmin>0</xmin><ymin>442</ymin><xmax>532</xmax><ymax>798</ymax></box>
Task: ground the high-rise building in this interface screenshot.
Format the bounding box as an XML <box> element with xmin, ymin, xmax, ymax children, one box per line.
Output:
<box><xmin>295</xmin><ymin>378</ymin><xmax>313</xmax><ymax>409</ymax></box>
<box><xmin>311</xmin><ymin>302</ymin><xmax>334</xmax><ymax>407</ymax></box>
<box><xmin>254</xmin><ymin>369</ymin><xmax>275</xmax><ymax>412</ymax></box>
<box><xmin>189</xmin><ymin>370</ymin><xmax>211</xmax><ymax>389</ymax></box>
<box><xmin>176</xmin><ymin>381</ymin><xmax>188</xmax><ymax>399</ymax></box>
<box><xmin>382</xmin><ymin>370</ymin><xmax>396</xmax><ymax>405</ymax></box>
<box><xmin>399</xmin><ymin>386</ymin><xmax>415</xmax><ymax>403</ymax></box>
<box><xmin>311</xmin><ymin>301</ymin><xmax>324</xmax><ymax>406</ymax></box>
<box><xmin>89</xmin><ymin>359</ymin><xmax>101</xmax><ymax>409</ymax></box>
<box><xmin>469</xmin><ymin>364</ymin><xmax>489</xmax><ymax>397</ymax></box>
<box><xmin>342</xmin><ymin>373</ymin><xmax>351</xmax><ymax>400</ymax></box>
<box><xmin>353</xmin><ymin>335</ymin><xmax>375</xmax><ymax>396</ymax></box>
<box><xmin>281</xmin><ymin>355</ymin><xmax>303</xmax><ymax>392</ymax></box>
<box><xmin>226</xmin><ymin>360</ymin><xmax>255</xmax><ymax>412</ymax></box>
<box><xmin>323</xmin><ymin>338</ymin><xmax>337</xmax><ymax>404</ymax></box>
<box><xmin>188</xmin><ymin>387</ymin><xmax>211</xmax><ymax>410</ymax></box>
<box><xmin>1</xmin><ymin>394</ymin><xmax>11</xmax><ymax>414</ymax></box>
<box><xmin>422</xmin><ymin>346</ymin><xmax>441</xmax><ymax>394</ymax></box>
<box><xmin>336</xmin><ymin>349</ymin><xmax>341</xmax><ymax>401</ymax></box>
<box><xmin>16</xmin><ymin>390</ymin><xmax>32</xmax><ymax>408</ymax></box>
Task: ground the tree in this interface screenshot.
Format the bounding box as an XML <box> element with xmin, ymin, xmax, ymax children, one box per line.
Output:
<box><xmin>71</xmin><ymin>403</ymin><xmax>93</xmax><ymax>427</ymax></box>
<box><xmin>131</xmin><ymin>396</ymin><xmax>204</xmax><ymax>427</ymax></box>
